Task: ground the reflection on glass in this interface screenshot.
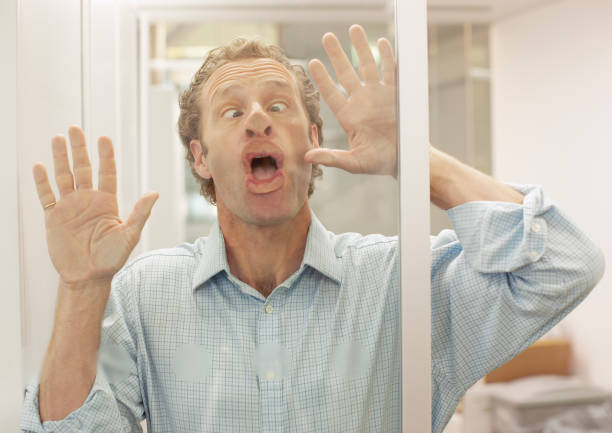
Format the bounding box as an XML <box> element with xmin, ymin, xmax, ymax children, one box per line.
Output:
<box><xmin>428</xmin><ymin>23</ymin><xmax>491</xmax><ymax>234</ymax></box>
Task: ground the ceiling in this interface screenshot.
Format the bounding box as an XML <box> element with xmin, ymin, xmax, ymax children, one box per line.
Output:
<box><xmin>427</xmin><ymin>0</ymin><xmax>561</xmax><ymax>22</ymax></box>
<box><xmin>137</xmin><ymin>0</ymin><xmax>562</xmax><ymax>24</ymax></box>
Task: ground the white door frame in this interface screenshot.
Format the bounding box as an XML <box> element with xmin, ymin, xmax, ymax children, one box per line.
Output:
<box><xmin>396</xmin><ymin>1</ymin><xmax>432</xmax><ymax>431</ymax></box>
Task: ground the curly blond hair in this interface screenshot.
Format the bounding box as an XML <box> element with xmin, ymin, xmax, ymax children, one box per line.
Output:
<box><xmin>177</xmin><ymin>37</ymin><xmax>324</xmax><ymax>205</ymax></box>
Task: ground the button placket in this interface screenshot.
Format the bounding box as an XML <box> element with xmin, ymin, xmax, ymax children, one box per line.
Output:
<box><xmin>256</xmin><ymin>300</ymin><xmax>284</xmax><ymax>432</ymax></box>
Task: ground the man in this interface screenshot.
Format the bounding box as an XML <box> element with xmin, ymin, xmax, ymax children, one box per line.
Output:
<box><xmin>21</xmin><ymin>25</ymin><xmax>604</xmax><ymax>433</ymax></box>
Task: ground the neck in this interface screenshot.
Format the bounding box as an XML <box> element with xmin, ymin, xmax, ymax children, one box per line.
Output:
<box><xmin>217</xmin><ymin>202</ymin><xmax>312</xmax><ymax>298</ymax></box>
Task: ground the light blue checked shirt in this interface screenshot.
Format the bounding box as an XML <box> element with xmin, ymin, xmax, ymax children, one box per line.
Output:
<box><xmin>21</xmin><ymin>183</ymin><xmax>605</xmax><ymax>433</ymax></box>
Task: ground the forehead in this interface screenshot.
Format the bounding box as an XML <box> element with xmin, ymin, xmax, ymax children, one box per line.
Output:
<box><xmin>203</xmin><ymin>57</ymin><xmax>299</xmax><ymax>102</ymax></box>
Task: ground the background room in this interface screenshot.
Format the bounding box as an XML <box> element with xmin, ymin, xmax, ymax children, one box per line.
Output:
<box><xmin>432</xmin><ymin>0</ymin><xmax>612</xmax><ymax>432</ymax></box>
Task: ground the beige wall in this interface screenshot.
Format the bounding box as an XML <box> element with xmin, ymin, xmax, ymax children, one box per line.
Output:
<box><xmin>491</xmin><ymin>0</ymin><xmax>612</xmax><ymax>387</ymax></box>
<box><xmin>1</xmin><ymin>0</ymin><xmax>23</xmax><ymax>429</ymax></box>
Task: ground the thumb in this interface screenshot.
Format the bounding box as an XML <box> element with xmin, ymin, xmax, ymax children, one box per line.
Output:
<box><xmin>304</xmin><ymin>148</ymin><xmax>359</xmax><ymax>173</ymax></box>
<box><xmin>124</xmin><ymin>192</ymin><xmax>159</xmax><ymax>242</ymax></box>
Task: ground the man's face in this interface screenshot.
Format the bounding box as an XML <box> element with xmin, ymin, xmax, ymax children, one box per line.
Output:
<box><xmin>191</xmin><ymin>57</ymin><xmax>319</xmax><ymax>226</ymax></box>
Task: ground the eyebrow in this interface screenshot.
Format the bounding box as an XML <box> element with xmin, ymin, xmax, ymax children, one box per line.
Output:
<box><xmin>211</xmin><ymin>79</ymin><xmax>295</xmax><ymax>104</ymax></box>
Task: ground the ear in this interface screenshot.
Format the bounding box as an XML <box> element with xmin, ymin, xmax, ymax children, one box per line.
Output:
<box><xmin>189</xmin><ymin>139</ymin><xmax>212</xmax><ymax>179</ymax></box>
<box><xmin>310</xmin><ymin>124</ymin><xmax>320</xmax><ymax>149</ymax></box>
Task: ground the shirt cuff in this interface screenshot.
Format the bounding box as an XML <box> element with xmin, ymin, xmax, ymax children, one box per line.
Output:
<box><xmin>445</xmin><ymin>183</ymin><xmax>553</xmax><ymax>273</ymax></box>
<box><xmin>20</xmin><ymin>372</ymin><xmax>112</xmax><ymax>433</ymax></box>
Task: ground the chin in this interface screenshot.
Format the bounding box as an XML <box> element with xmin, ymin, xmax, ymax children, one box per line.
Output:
<box><xmin>243</xmin><ymin>200</ymin><xmax>298</xmax><ymax>226</ymax></box>
<box><xmin>241</xmin><ymin>191</ymin><xmax>310</xmax><ymax>227</ymax></box>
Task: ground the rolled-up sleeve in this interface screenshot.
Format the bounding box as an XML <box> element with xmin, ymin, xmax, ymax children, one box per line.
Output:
<box><xmin>20</xmin><ymin>269</ymin><xmax>145</xmax><ymax>433</ymax></box>
<box><xmin>430</xmin><ymin>183</ymin><xmax>605</xmax><ymax>433</ymax></box>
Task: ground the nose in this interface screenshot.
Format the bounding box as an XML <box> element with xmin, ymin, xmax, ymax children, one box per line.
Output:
<box><xmin>245</xmin><ymin>103</ymin><xmax>272</xmax><ymax>138</ymax></box>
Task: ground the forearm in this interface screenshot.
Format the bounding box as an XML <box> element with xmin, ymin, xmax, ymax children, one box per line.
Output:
<box><xmin>431</xmin><ymin>182</ymin><xmax>605</xmax><ymax>430</ymax></box>
<box><xmin>429</xmin><ymin>145</ymin><xmax>524</xmax><ymax>210</ymax></box>
<box><xmin>39</xmin><ymin>278</ymin><xmax>111</xmax><ymax>421</ymax></box>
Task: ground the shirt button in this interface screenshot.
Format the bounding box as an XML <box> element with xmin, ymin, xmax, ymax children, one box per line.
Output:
<box><xmin>531</xmin><ymin>223</ymin><xmax>541</xmax><ymax>233</ymax></box>
<box><xmin>265</xmin><ymin>304</ymin><xmax>274</xmax><ymax>314</ymax></box>
<box><xmin>530</xmin><ymin>250</ymin><xmax>538</xmax><ymax>259</ymax></box>
<box><xmin>264</xmin><ymin>369</ymin><xmax>276</xmax><ymax>381</ymax></box>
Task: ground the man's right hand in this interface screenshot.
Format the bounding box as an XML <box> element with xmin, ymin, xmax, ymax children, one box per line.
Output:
<box><xmin>33</xmin><ymin>125</ymin><xmax>158</xmax><ymax>289</ymax></box>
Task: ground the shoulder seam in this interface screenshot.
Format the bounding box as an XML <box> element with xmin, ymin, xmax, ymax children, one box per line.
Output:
<box><xmin>349</xmin><ymin>238</ymin><xmax>397</xmax><ymax>251</ymax></box>
<box><xmin>120</xmin><ymin>252</ymin><xmax>195</xmax><ymax>273</ymax></box>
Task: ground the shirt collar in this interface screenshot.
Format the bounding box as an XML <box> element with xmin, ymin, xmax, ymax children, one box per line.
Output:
<box><xmin>191</xmin><ymin>210</ymin><xmax>342</xmax><ymax>292</ymax></box>
<box><xmin>191</xmin><ymin>218</ymin><xmax>228</xmax><ymax>291</ymax></box>
<box><xmin>301</xmin><ymin>211</ymin><xmax>343</xmax><ymax>284</ymax></box>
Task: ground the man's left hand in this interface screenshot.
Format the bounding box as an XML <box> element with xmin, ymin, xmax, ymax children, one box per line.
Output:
<box><xmin>306</xmin><ymin>24</ymin><xmax>397</xmax><ymax>178</ymax></box>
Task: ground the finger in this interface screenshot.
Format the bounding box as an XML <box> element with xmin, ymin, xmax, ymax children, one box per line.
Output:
<box><xmin>378</xmin><ymin>38</ymin><xmax>396</xmax><ymax>85</ymax></box>
<box><xmin>98</xmin><ymin>136</ymin><xmax>117</xmax><ymax>194</ymax></box>
<box><xmin>51</xmin><ymin>135</ymin><xmax>75</xmax><ymax>197</ymax></box>
<box><xmin>308</xmin><ymin>59</ymin><xmax>347</xmax><ymax>115</ymax></box>
<box><xmin>32</xmin><ymin>163</ymin><xmax>58</xmax><ymax>211</ymax></box>
<box><xmin>321</xmin><ymin>32</ymin><xmax>362</xmax><ymax>95</ymax></box>
<box><xmin>68</xmin><ymin>125</ymin><xmax>93</xmax><ymax>190</ymax></box>
<box><xmin>304</xmin><ymin>148</ymin><xmax>361</xmax><ymax>174</ymax></box>
<box><xmin>124</xmin><ymin>192</ymin><xmax>159</xmax><ymax>244</ymax></box>
<box><xmin>349</xmin><ymin>24</ymin><xmax>379</xmax><ymax>84</ymax></box>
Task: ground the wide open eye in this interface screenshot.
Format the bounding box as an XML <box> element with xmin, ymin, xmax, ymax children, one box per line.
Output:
<box><xmin>269</xmin><ymin>102</ymin><xmax>288</xmax><ymax>113</ymax></box>
<box><xmin>222</xmin><ymin>108</ymin><xmax>242</xmax><ymax>119</ymax></box>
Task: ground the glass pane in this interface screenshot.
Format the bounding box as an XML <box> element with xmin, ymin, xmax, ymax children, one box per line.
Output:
<box><xmin>144</xmin><ymin>11</ymin><xmax>401</xmax><ymax>433</ymax></box>
<box><xmin>427</xmin><ymin>23</ymin><xmax>491</xmax><ymax>235</ymax></box>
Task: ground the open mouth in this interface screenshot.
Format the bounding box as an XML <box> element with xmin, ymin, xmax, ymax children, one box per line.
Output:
<box><xmin>251</xmin><ymin>155</ymin><xmax>278</xmax><ymax>181</ymax></box>
<box><xmin>244</xmin><ymin>151</ymin><xmax>285</xmax><ymax>193</ymax></box>
<box><xmin>245</xmin><ymin>152</ymin><xmax>284</xmax><ymax>182</ymax></box>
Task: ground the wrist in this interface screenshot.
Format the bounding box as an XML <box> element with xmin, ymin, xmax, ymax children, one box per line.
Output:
<box><xmin>56</xmin><ymin>278</ymin><xmax>112</xmax><ymax>320</ymax></box>
<box><xmin>429</xmin><ymin>146</ymin><xmax>456</xmax><ymax>210</ymax></box>
<box><xmin>429</xmin><ymin>146</ymin><xmax>524</xmax><ymax>209</ymax></box>
<box><xmin>59</xmin><ymin>276</ymin><xmax>113</xmax><ymax>291</ymax></box>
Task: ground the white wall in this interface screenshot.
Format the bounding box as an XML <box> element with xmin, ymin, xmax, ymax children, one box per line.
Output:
<box><xmin>0</xmin><ymin>0</ymin><xmax>24</xmax><ymax>429</ymax></box>
<box><xmin>18</xmin><ymin>0</ymin><xmax>83</xmax><ymax>392</ymax></box>
<box><xmin>491</xmin><ymin>0</ymin><xmax>612</xmax><ymax>386</ymax></box>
